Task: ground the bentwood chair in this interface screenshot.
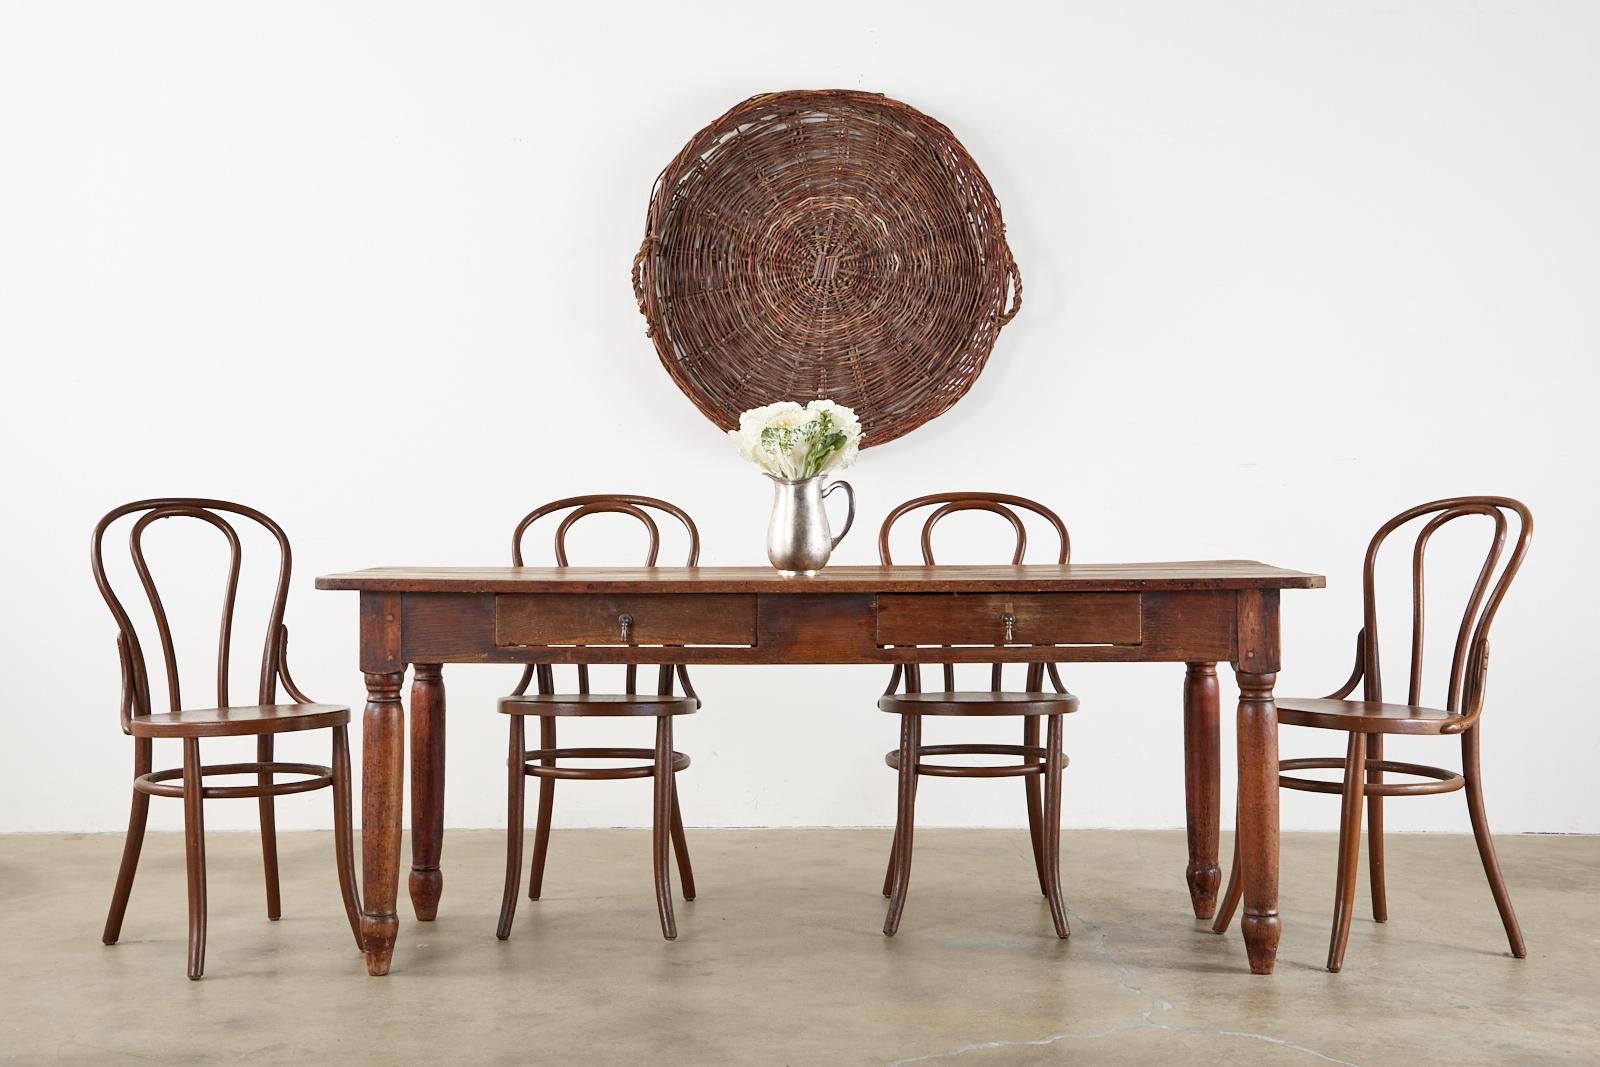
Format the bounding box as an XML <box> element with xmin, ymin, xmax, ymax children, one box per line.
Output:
<box><xmin>496</xmin><ymin>496</ymin><xmax>699</xmax><ymax>942</ymax></box>
<box><xmin>1214</xmin><ymin>496</ymin><xmax>1533</xmax><ymax>972</ymax></box>
<box><xmin>91</xmin><ymin>499</ymin><xmax>361</xmax><ymax>980</ymax></box>
<box><xmin>877</xmin><ymin>493</ymin><xmax>1079</xmax><ymax>938</ymax></box>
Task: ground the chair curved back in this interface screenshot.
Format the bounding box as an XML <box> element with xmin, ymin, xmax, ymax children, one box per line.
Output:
<box><xmin>878</xmin><ymin>492</ymin><xmax>1071</xmax><ymax>694</ymax></box>
<box><xmin>512</xmin><ymin>494</ymin><xmax>700</xmax><ymax>568</ymax></box>
<box><xmin>878</xmin><ymin>492</ymin><xmax>1070</xmax><ymax>566</ymax></box>
<box><xmin>510</xmin><ymin>495</ymin><xmax>700</xmax><ymax>699</ymax></box>
<box><xmin>1352</xmin><ymin>496</ymin><xmax>1532</xmax><ymax>719</ymax></box>
<box><xmin>91</xmin><ymin>498</ymin><xmax>303</xmax><ymax>732</ymax></box>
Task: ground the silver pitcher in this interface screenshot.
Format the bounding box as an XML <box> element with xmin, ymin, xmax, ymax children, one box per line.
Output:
<box><xmin>766</xmin><ymin>474</ymin><xmax>856</xmax><ymax>576</ymax></box>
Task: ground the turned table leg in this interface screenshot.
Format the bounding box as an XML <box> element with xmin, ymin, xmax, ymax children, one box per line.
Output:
<box><xmin>361</xmin><ymin>670</ymin><xmax>406</xmax><ymax>976</ymax></box>
<box><xmin>1183</xmin><ymin>662</ymin><xmax>1221</xmax><ymax>919</ymax></box>
<box><xmin>1235</xmin><ymin>668</ymin><xmax>1281</xmax><ymax>974</ymax></box>
<box><xmin>409</xmin><ymin>664</ymin><xmax>445</xmax><ymax>921</ymax></box>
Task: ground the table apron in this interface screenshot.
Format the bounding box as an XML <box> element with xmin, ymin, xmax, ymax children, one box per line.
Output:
<box><xmin>375</xmin><ymin>589</ymin><xmax>1239</xmax><ymax>668</ymax></box>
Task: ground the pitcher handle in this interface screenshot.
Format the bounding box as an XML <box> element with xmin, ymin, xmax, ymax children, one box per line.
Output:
<box><xmin>824</xmin><ymin>479</ymin><xmax>856</xmax><ymax>550</ymax></box>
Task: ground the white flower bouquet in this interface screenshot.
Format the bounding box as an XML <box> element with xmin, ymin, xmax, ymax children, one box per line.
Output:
<box><xmin>728</xmin><ymin>399</ymin><xmax>862</xmax><ymax>481</ymax></box>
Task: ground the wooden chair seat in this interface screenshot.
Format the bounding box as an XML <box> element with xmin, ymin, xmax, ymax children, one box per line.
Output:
<box><xmin>127</xmin><ymin>703</ymin><xmax>350</xmax><ymax>738</ymax></box>
<box><xmin>93</xmin><ymin>499</ymin><xmax>362</xmax><ymax>979</ymax></box>
<box><xmin>498</xmin><ymin>693</ymin><xmax>698</xmax><ymax>717</ymax></box>
<box><xmin>874</xmin><ymin>492</ymin><xmax>1077</xmax><ymax>941</ymax></box>
<box><xmin>496</xmin><ymin>495</ymin><xmax>702</xmax><ymax>944</ymax></box>
<box><xmin>878</xmin><ymin>691</ymin><xmax>1080</xmax><ymax>717</ymax></box>
<box><xmin>1215</xmin><ymin>497</ymin><xmax>1533</xmax><ymax>973</ymax></box>
<box><xmin>1276</xmin><ymin>697</ymin><xmax>1461</xmax><ymax>736</ymax></box>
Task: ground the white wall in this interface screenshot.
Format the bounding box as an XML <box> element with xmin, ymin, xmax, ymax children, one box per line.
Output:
<box><xmin>2</xmin><ymin>1</ymin><xmax>1597</xmax><ymax>837</ymax></box>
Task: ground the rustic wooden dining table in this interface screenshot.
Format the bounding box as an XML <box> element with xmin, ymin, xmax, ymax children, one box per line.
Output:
<box><xmin>315</xmin><ymin>561</ymin><xmax>1323</xmax><ymax>976</ymax></box>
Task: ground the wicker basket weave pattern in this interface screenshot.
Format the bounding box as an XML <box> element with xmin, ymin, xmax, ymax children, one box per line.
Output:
<box><xmin>634</xmin><ymin>90</ymin><xmax>1021</xmax><ymax>448</ymax></box>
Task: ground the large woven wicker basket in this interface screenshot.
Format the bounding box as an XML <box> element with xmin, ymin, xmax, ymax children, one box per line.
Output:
<box><xmin>633</xmin><ymin>90</ymin><xmax>1021</xmax><ymax>448</ymax></box>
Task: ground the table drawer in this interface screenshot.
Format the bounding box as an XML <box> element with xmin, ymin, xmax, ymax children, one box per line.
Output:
<box><xmin>875</xmin><ymin>593</ymin><xmax>1142</xmax><ymax>646</ymax></box>
<box><xmin>495</xmin><ymin>593</ymin><xmax>757</xmax><ymax>646</ymax></box>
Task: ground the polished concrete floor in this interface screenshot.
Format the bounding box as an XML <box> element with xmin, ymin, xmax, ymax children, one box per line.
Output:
<box><xmin>1</xmin><ymin>828</ymin><xmax>1595</xmax><ymax>1065</ymax></box>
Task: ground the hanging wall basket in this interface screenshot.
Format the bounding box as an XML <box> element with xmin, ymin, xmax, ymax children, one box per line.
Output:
<box><xmin>633</xmin><ymin>90</ymin><xmax>1021</xmax><ymax>448</ymax></box>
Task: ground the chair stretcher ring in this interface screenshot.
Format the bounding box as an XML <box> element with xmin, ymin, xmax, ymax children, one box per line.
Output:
<box><xmin>1279</xmin><ymin>756</ymin><xmax>1464</xmax><ymax>797</ymax></box>
<box><xmin>520</xmin><ymin>746</ymin><xmax>690</xmax><ymax>780</ymax></box>
<box><xmin>884</xmin><ymin>742</ymin><xmax>1068</xmax><ymax>778</ymax></box>
<box><xmin>135</xmin><ymin>761</ymin><xmax>334</xmax><ymax>799</ymax></box>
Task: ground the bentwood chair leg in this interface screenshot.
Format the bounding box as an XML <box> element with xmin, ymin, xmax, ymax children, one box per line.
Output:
<box><xmin>257</xmin><ymin>735</ymin><xmax>282</xmax><ymax>921</ymax></box>
<box><xmin>652</xmin><ymin>718</ymin><xmax>678</xmax><ymax>940</ymax></box>
<box><xmin>331</xmin><ymin>725</ymin><xmax>363</xmax><ymax>951</ymax></box>
<box><xmin>1366</xmin><ymin>733</ymin><xmax>1387</xmax><ymax>923</ymax></box>
<box><xmin>1462</xmin><ymin>726</ymin><xmax>1526</xmax><ymax>958</ymax></box>
<box><xmin>1023</xmin><ymin>715</ymin><xmax>1049</xmax><ymax>896</ymax></box>
<box><xmin>181</xmin><ymin>738</ymin><xmax>208</xmax><ymax>980</ymax></box>
<box><xmin>1328</xmin><ymin>732</ymin><xmax>1368</xmax><ymax>973</ymax></box>
<box><xmin>1212</xmin><ymin>803</ymin><xmax>1243</xmax><ymax>935</ymax></box>
<box><xmin>669</xmin><ymin>774</ymin><xmax>696</xmax><ymax>901</ymax></box>
<box><xmin>883</xmin><ymin>714</ymin><xmax>921</xmax><ymax>936</ymax></box>
<box><xmin>1042</xmin><ymin>714</ymin><xmax>1070</xmax><ymax>938</ymax></box>
<box><xmin>881</xmin><ymin>768</ymin><xmax>920</xmax><ymax>898</ymax></box>
<box><xmin>881</xmin><ymin>824</ymin><xmax>899</xmax><ymax>899</ymax></box>
<box><xmin>497</xmin><ymin>716</ymin><xmax>526</xmax><ymax>941</ymax></box>
<box><xmin>528</xmin><ymin>716</ymin><xmax>556</xmax><ymax>901</ymax></box>
<box><xmin>103</xmin><ymin>738</ymin><xmax>153</xmax><ymax>946</ymax></box>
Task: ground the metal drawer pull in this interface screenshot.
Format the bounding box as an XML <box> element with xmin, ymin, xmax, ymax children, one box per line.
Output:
<box><xmin>618</xmin><ymin>613</ymin><xmax>633</xmax><ymax>643</ymax></box>
<box><xmin>1001</xmin><ymin>611</ymin><xmax>1016</xmax><ymax>643</ymax></box>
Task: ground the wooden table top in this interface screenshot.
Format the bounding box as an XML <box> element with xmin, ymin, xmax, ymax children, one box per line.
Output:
<box><xmin>316</xmin><ymin>561</ymin><xmax>1325</xmax><ymax>595</ymax></box>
